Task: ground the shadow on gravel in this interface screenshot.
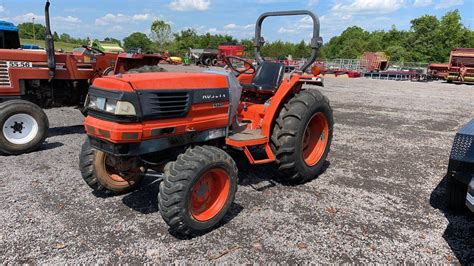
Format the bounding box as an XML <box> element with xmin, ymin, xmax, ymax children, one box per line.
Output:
<box><xmin>0</xmin><ymin>141</ymin><xmax>64</xmax><ymax>156</ymax></box>
<box><xmin>48</xmin><ymin>125</ymin><xmax>85</xmax><ymax>137</ymax></box>
<box><xmin>229</xmin><ymin>149</ymin><xmax>330</xmax><ymax>190</ymax></box>
<box><xmin>122</xmin><ymin>176</ymin><xmax>162</xmax><ymax>214</ymax></box>
<box><xmin>122</xmin><ymin>174</ymin><xmax>244</xmax><ymax>239</ymax></box>
<box><xmin>171</xmin><ymin>203</ymin><xmax>244</xmax><ymax>240</ymax></box>
<box><xmin>39</xmin><ymin>142</ymin><xmax>64</xmax><ymax>151</ymax></box>
<box><xmin>430</xmin><ymin>175</ymin><xmax>474</xmax><ymax>264</ymax></box>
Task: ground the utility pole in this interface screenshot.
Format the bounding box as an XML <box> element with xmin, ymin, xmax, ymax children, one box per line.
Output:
<box><xmin>32</xmin><ymin>17</ymin><xmax>36</xmax><ymax>45</ymax></box>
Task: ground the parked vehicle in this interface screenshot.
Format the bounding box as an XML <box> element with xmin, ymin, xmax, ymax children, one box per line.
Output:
<box><xmin>0</xmin><ymin>1</ymin><xmax>163</xmax><ymax>155</ymax></box>
<box><xmin>80</xmin><ymin>10</ymin><xmax>329</xmax><ymax>236</ymax></box>
<box><xmin>446</xmin><ymin>119</ymin><xmax>474</xmax><ymax>213</ymax></box>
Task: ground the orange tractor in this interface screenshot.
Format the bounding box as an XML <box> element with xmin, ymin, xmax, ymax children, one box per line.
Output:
<box><xmin>0</xmin><ymin>1</ymin><xmax>163</xmax><ymax>155</ymax></box>
<box><xmin>80</xmin><ymin>10</ymin><xmax>332</xmax><ymax>236</ymax></box>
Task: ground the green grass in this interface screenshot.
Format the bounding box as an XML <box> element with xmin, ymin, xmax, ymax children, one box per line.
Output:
<box><xmin>20</xmin><ymin>38</ymin><xmax>80</xmax><ymax>52</ymax></box>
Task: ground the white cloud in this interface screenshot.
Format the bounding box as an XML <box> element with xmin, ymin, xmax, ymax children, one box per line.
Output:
<box><xmin>13</xmin><ymin>13</ymin><xmax>43</xmax><ymax>23</ymax></box>
<box><xmin>308</xmin><ymin>0</ymin><xmax>320</xmax><ymax>6</ymax></box>
<box><xmin>278</xmin><ymin>27</ymin><xmax>298</xmax><ymax>34</ymax></box>
<box><xmin>332</xmin><ymin>0</ymin><xmax>406</xmax><ymax>14</ymax></box>
<box><xmin>413</xmin><ymin>0</ymin><xmax>432</xmax><ymax>7</ymax></box>
<box><xmin>55</xmin><ymin>16</ymin><xmax>81</xmax><ymax>24</ymax></box>
<box><xmin>435</xmin><ymin>0</ymin><xmax>464</xmax><ymax>9</ymax></box>
<box><xmin>132</xmin><ymin>13</ymin><xmax>152</xmax><ymax>21</ymax></box>
<box><xmin>223</xmin><ymin>23</ymin><xmax>253</xmax><ymax>30</ymax></box>
<box><xmin>169</xmin><ymin>0</ymin><xmax>210</xmax><ymax>11</ymax></box>
<box><xmin>0</xmin><ymin>6</ymin><xmax>5</xmax><ymax>13</ymax></box>
<box><xmin>95</xmin><ymin>13</ymin><xmax>153</xmax><ymax>26</ymax></box>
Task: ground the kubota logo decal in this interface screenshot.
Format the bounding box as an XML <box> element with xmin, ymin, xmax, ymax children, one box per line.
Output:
<box><xmin>202</xmin><ymin>94</ymin><xmax>227</xmax><ymax>100</ymax></box>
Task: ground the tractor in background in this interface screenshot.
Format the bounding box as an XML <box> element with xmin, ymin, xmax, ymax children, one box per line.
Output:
<box><xmin>189</xmin><ymin>43</ymin><xmax>245</xmax><ymax>66</ymax></box>
<box><xmin>80</xmin><ymin>10</ymin><xmax>330</xmax><ymax>236</ymax></box>
<box><xmin>0</xmin><ymin>1</ymin><xmax>163</xmax><ymax>155</ymax></box>
<box><xmin>446</xmin><ymin>48</ymin><xmax>474</xmax><ymax>84</ymax></box>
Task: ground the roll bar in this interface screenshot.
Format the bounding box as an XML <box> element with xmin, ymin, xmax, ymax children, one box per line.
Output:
<box><xmin>45</xmin><ymin>0</ymin><xmax>56</xmax><ymax>80</ymax></box>
<box><xmin>254</xmin><ymin>10</ymin><xmax>323</xmax><ymax>72</ymax></box>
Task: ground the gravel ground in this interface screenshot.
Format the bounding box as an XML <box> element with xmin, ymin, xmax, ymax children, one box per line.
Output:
<box><xmin>1</xmin><ymin>69</ymin><xmax>473</xmax><ymax>263</ymax></box>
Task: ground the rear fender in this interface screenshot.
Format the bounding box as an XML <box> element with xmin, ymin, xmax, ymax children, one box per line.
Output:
<box><xmin>261</xmin><ymin>75</ymin><xmax>302</xmax><ymax>137</ymax></box>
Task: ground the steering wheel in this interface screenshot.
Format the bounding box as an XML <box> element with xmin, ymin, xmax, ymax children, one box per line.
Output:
<box><xmin>82</xmin><ymin>45</ymin><xmax>105</xmax><ymax>55</ymax></box>
<box><xmin>224</xmin><ymin>56</ymin><xmax>256</xmax><ymax>77</ymax></box>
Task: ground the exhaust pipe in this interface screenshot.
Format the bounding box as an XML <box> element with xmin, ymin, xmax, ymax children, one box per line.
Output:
<box><xmin>44</xmin><ymin>0</ymin><xmax>55</xmax><ymax>81</ymax></box>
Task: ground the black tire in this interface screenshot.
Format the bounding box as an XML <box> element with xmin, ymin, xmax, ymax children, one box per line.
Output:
<box><xmin>271</xmin><ymin>89</ymin><xmax>334</xmax><ymax>184</ymax></box>
<box><xmin>211</xmin><ymin>58</ymin><xmax>218</xmax><ymax>66</ymax></box>
<box><xmin>446</xmin><ymin>175</ymin><xmax>468</xmax><ymax>212</ymax></box>
<box><xmin>103</xmin><ymin>66</ymin><xmax>115</xmax><ymax>76</ymax></box>
<box><xmin>158</xmin><ymin>145</ymin><xmax>238</xmax><ymax>236</ymax></box>
<box><xmin>126</xmin><ymin>65</ymin><xmax>167</xmax><ymax>74</ymax></box>
<box><xmin>0</xmin><ymin>100</ymin><xmax>49</xmax><ymax>155</ymax></box>
<box><xmin>204</xmin><ymin>58</ymin><xmax>212</xmax><ymax>66</ymax></box>
<box><xmin>79</xmin><ymin>138</ymin><xmax>144</xmax><ymax>196</ymax></box>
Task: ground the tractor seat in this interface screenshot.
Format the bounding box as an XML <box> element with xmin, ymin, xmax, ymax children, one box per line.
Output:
<box><xmin>242</xmin><ymin>61</ymin><xmax>285</xmax><ymax>93</ymax></box>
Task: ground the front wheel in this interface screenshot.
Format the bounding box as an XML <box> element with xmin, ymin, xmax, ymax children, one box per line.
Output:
<box><xmin>0</xmin><ymin>100</ymin><xmax>49</xmax><ymax>155</ymax></box>
<box><xmin>271</xmin><ymin>89</ymin><xmax>334</xmax><ymax>183</ymax></box>
<box><xmin>158</xmin><ymin>146</ymin><xmax>238</xmax><ymax>236</ymax></box>
<box><xmin>79</xmin><ymin>138</ymin><xmax>144</xmax><ymax>195</ymax></box>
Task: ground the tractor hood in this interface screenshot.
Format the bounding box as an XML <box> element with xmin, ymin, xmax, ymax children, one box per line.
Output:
<box><xmin>88</xmin><ymin>72</ymin><xmax>235</xmax><ymax>123</ymax></box>
<box><xmin>92</xmin><ymin>72</ymin><xmax>229</xmax><ymax>92</ymax></box>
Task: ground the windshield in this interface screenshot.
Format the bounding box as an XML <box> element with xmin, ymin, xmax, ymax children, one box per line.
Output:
<box><xmin>451</xmin><ymin>56</ymin><xmax>474</xmax><ymax>68</ymax></box>
<box><xmin>0</xmin><ymin>30</ymin><xmax>20</xmax><ymax>49</ymax></box>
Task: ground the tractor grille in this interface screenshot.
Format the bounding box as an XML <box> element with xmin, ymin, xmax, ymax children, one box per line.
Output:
<box><xmin>0</xmin><ymin>61</ymin><xmax>11</xmax><ymax>87</ymax></box>
<box><xmin>139</xmin><ymin>91</ymin><xmax>191</xmax><ymax>119</ymax></box>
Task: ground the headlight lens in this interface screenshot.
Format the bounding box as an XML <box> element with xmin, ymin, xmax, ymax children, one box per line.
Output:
<box><xmin>86</xmin><ymin>95</ymin><xmax>136</xmax><ymax>115</ymax></box>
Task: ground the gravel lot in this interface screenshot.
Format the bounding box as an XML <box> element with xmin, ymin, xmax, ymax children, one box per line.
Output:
<box><xmin>1</xmin><ymin>69</ymin><xmax>473</xmax><ymax>263</ymax></box>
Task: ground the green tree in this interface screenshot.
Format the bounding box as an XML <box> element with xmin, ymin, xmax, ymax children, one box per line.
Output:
<box><xmin>103</xmin><ymin>37</ymin><xmax>122</xmax><ymax>46</ymax></box>
<box><xmin>407</xmin><ymin>15</ymin><xmax>440</xmax><ymax>62</ymax></box>
<box><xmin>53</xmin><ymin>31</ymin><xmax>59</xmax><ymax>41</ymax></box>
<box><xmin>437</xmin><ymin>10</ymin><xmax>471</xmax><ymax>61</ymax></box>
<box><xmin>150</xmin><ymin>20</ymin><xmax>172</xmax><ymax>51</ymax></box>
<box><xmin>17</xmin><ymin>22</ymin><xmax>46</xmax><ymax>40</ymax></box>
<box><xmin>123</xmin><ymin>32</ymin><xmax>153</xmax><ymax>52</ymax></box>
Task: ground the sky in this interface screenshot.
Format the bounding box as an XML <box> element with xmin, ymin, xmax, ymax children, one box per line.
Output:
<box><xmin>0</xmin><ymin>0</ymin><xmax>472</xmax><ymax>43</ymax></box>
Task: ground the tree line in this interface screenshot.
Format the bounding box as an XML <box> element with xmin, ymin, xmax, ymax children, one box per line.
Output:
<box><xmin>17</xmin><ymin>10</ymin><xmax>474</xmax><ymax>63</ymax></box>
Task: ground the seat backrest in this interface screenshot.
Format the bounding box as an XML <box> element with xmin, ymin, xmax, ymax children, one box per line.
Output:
<box><xmin>251</xmin><ymin>61</ymin><xmax>285</xmax><ymax>91</ymax></box>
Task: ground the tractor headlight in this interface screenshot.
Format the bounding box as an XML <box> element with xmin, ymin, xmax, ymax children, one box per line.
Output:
<box><xmin>86</xmin><ymin>95</ymin><xmax>136</xmax><ymax>115</ymax></box>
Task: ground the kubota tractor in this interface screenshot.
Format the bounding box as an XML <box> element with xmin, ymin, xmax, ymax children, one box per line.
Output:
<box><xmin>80</xmin><ymin>11</ymin><xmax>332</xmax><ymax>236</ymax></box>
<box><xmin>0</xmin><ymin>1</ymin><xmax>163</xmax><ymax>155</ymax></box>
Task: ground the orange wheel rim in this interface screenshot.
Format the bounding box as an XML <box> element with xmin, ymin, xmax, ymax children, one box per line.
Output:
<box><xmin>302</xmin><ymin>112</ymin><xmax>329</xmax><ymax>167</ymax></box>
<box><xmin>103</xmin><ymin>155</ymin><xmax>139</xmax><ymax>182</ymax></box>
<box><xmin>190</xmin><ymin>169</ymin><xmax>230</xmax><ymax>222</ymax></box>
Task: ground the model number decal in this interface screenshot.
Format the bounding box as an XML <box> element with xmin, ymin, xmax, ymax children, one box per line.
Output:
<box><xmin>7</xmin><ymin>61</ymin><xmax>33</xmax><ymax>68</ymax></box>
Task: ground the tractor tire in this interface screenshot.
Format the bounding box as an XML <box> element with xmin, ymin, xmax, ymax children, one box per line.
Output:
<box><xmin>446</xmin><ymin>175</ymin><xmax>468</xmax><ymax>212</ymax></box>
<box><xmin>0</xmin><ymin>100</ymin><xmax>49</xmax><ymax>155</ymax></box>
<box><xmin>204</xmin><ymin>58</ymin><xmax>212</xmax><ymax>66</ymax></box>
<box><xmin>79</xmin><ymin>138</ymin><xmax>144</xmax><ymax>196</ymax></box>
<box><xmin>103</xmin><ymin>66</ymin><xmax>115</xmax><ymax>76</ymax></box>
<box><xmin>211</xmin><ymin>58</ymin><xmax>218</xmax><ymax>66</ymax></box>
<box><xmin>126</xmin><ymin>65</ymin><xmax>167</xmax><ymax>74</ymax></box>
<box><xmin>271</xmin><ymin>89</ymin><xmax>333</xmax><ymax>184</ymax></box>
<box><xmin>158</xmin><ymin>145</ymin><xmax>238</xmax><ymax>236</ymax></box>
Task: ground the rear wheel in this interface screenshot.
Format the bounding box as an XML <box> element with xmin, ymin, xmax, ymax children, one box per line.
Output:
<box><xmin>158</xmin><ymin>145</ymin><xmax>238</xmax><ymax>236</ymax></box>
<box><xmin>271</xmin><ymin>89</ymin><xmax>333</xmax><ymax>183</ymax></box>
<box><xmin>0</xmin><ymin>100</ymin><xmax>49</xmax><ymax>155</ymax></box>
<box><xmin>79</xmin><ymin>138</ymin><xmax>144</xmax><ymax>195</ymax></box>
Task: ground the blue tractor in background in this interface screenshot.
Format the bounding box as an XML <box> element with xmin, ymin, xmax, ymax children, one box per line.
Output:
<box><xmin>0</xmin><ymin>20</ymin><xmax>20</xmax><ymax>49</ymax></box>
<box><xmin>447</xmin><ymin>119</ymin><xmax>474</xmax><ymax>213</ymax></box>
